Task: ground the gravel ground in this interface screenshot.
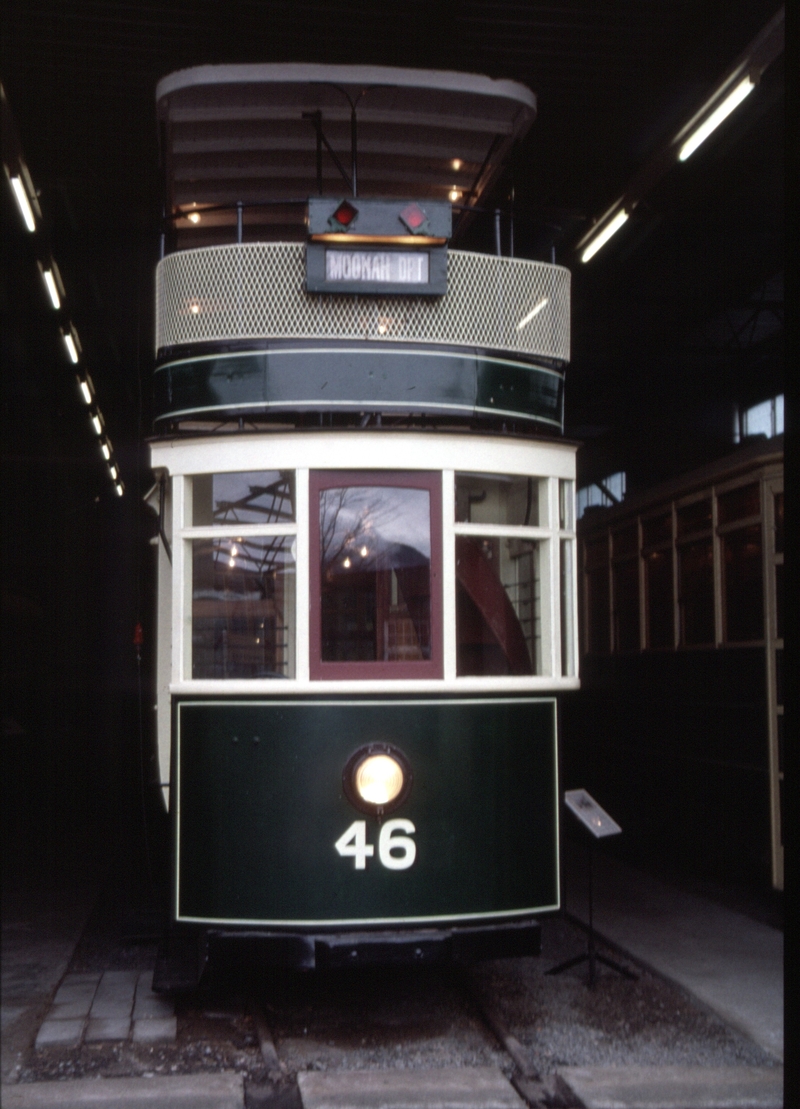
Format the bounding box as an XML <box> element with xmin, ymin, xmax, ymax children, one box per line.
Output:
<box><xmin>17</xmin><ymin>893</ymin><xmax>778</xmax><ymax>1096</ymax></box>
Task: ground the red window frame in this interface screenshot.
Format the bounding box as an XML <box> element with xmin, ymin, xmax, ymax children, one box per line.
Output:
<box><xmin>309</xmin><ymin>471</ymin><xmax>443</xmax><ymax>680</ymax></box>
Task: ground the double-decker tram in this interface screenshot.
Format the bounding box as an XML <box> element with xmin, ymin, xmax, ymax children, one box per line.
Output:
<box><xmin>147</xmin><ymin>64</ymin><xmax>577</xmax><ymax>987</ymax></box>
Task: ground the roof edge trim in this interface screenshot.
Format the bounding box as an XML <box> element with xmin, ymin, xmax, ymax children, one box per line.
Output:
<box><xmin>156</xmin><ymin>63</ymin><xmax>536</xmax><ymax>116</ymax></box>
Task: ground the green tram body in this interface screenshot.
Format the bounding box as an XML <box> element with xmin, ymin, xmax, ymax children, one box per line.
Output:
<box><xmin>148</xmin><ymin>65</ymin><xmax>578</xmax><ymax>980</ymax></box>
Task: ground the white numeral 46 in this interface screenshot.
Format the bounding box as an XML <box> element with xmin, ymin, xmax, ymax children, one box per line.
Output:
<box><xmin>334</xmin><ymin>819</ymin><xmax>416</xmax><ymax>870</ymax></box>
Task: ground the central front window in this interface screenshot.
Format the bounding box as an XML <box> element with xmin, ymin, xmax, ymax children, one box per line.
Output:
<box><xmin>310</xmin><ymin>472</ymin><xmax>442</xmax><ymax>679</ymax></box>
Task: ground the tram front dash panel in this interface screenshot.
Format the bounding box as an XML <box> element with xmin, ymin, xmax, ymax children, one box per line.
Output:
<box><xmin>174</xmin><ymin>697</ymin><xmax>558</xmax><ymax>927</ymax></box>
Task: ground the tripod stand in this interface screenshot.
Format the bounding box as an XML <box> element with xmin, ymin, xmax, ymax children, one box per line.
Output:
<box><xmin>546</xmin><ymin>826</ymin><xmax>637</xmax><ymax>987</ymax></box>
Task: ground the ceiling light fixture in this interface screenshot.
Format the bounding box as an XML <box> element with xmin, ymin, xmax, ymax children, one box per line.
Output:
<box><xmin>187</xmin><ymin>211</ymin><xmax>201</xmax><ymax>224</ymax></box>
<box><xmin>115</xmin><ymin>481</ymin><xmax>125</xmax><ymax>497</ymax></box>
<box><xmin>678</xmin><ymin>75</ymin><xmax>756</xmax><ymax>162</ymax></box>
<box><xmin>448</xmin><ymin>187</ymin><xmax>461</xmax><ymax>203</ymax></box>
<box><xmin>62</xmin><ymin>328</ymin><xmax>80</xmax><ymax>364</ymax></box>
<box><xmin>580</xmin><ymin>210</ymin><xmax>629</xmax><ymax>263</ymax></box>
<box><xmin>42</xmin><ymin>268</ymin><xmax>61</xmax><ymax>308</ymax></box>
<box><xmin>9</xmin><ymin>175</ymin><xmax>36</xmax><ymax>232</ymax></box>
<box><xmin>101</xmin><ymin>441</ymin><xmax>111</xmax><ymax>460</ymax></box>
<box><xmin>91</xmin><ymin>413</ymin><xmax>103</xmax><ymax>436</ymax></box>
<box><xmin>78</xmin><ymin>377</ymin><xmax>93</xmax><ymax>404</ymax></box>
<box><xmin>451</xmin><ymin>159</ymin><xmax>463</xmax><ymax>171</ymax></box>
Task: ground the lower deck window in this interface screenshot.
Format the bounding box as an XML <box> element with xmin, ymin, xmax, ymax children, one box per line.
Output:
<box><xmin>191</xmin><ymin>536</ymin><xmax>295</xmax><ymax>678</ymax></box>
<box><xmin>456</xmin><ymin>536</ymin><xmax>541</xmax><ymax>675</ymax></box>
<box><xmin>311</xmin><ymin>473</ymin><xmax>441</xmax><ymax>678</ymax></box>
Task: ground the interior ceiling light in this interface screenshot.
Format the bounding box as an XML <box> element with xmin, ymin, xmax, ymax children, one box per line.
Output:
<box><xmin>580</xmin><ymin>210</ymin><xmax>629</xmax><ymax>263</ymax></box>
<box><xmin>101</xmin><ymin>441</ymin><xmax>111</xmax><ymax>461</ymax></box>
<box><xmin>448</xmin><ymin>188</ymin><xmax>461</xmax><ymax>203</ymax></box>
<box><xmin>109</xmin><ymin>463</ymin><xmax>118</xmax><ymax>480</ymax></box>
<box><xmin>91</xmin><ymin>413</ymin><xmax>103</xmax><ymax>436</ymax></box>
<box><xmin>9</xmin><ymin>175</ymin><xmax>36</xmax><ymax>232</ymax></box>
<box><xmin>678</xmin><ymin>75</ymin><xmax>756</xmax><ymax>161</ymax></box>
<box><xmin>451</xmin><ymin>159</ymin><xmax>463</xmax><ymax>171</ymax></box>
<box><xmin>78</xmin><ymin>376</ymin><xmax>93</xmax><ymax>404</ymax></box>
<box><xmin>115</xmin><ymin>481</ymin><xmax>124</xmax><ymax>497</ymax></box>
<box><xmin>187</xmin><ymin>211</ymin><xmax>201</xmax><ymax>224</ymax></box>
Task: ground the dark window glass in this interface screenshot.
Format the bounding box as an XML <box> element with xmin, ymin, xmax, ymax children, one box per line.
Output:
<box><xmin>613</xmin><ymin>559</ymin><xmax>639</xmax><ymax>652</ymax></box>
<box><xmin>774</xmin><ymin>492</ymin><xmax>783</xmax><ymax>554</ymax></box>
<box><xmin>677</xmin><ymin>499</ymin><xmax>712</xmax><ymax>537</ymax></box>
<box><xmin>678</xmin><ymin>538</ymin><xmax>715</xmax><ymax>646</ymax></box>
<box><xmin>191</xmin><ymin>536</ymin><xmax>295</xmax><ymax>678</ymax></box>
<box><xmin>585</xmin><ymin>534</ymin><xmax>608</xmax><ymax>570</ymax></box>
<box><xmin>722</xmin><ymin>525</ymin><xmax>763</xmax><ymax>642</ymax></box>
<box><xmin>587</xmin><ymin>566</ymin><xmax>610</xmax><ymax>654</ymax></box>
<box><xmin>456</xmin><ymin>536</ymin><xmax>540</xmax><ymax>675</ymax></box>
<box><xmin>642</xmin><ymin>512</ymin><xmax>672</xmax><ymax>547</ymax></box>
<box><xmin>455</xmin><ymin>473</ymin><xmax>540</xmax><ymax>526</ymax></box>
<box><xmin>718</xmin><ymin>483</ymin><xmax>760</xmax><ymax>525</ymax></box>
<box><xmin>646</xmin><ymin>548</ymin><xmax>673</xmax><ymax>648</ymax></box>
<box><xmin>320</xmin><ymin>485</ymin><xmax>431</xmax><ymax>663</ymax></box>
<box><xmin>613</xmin><ymin>524</ymin><xmax>638</xmax><ymax>558</ymax></box>
<box><xmin>775</xmin><ymin>562</ymin><xmax>784</xmax><ymax>641</ymax></box>
<box><xmin>775</xmin><ymin>648</ymin><xmax>783</xmax><ymax>707</ymax></box>
<box><xmin>192</xmin><ymin>471</ymin><xmax>294</xmax><ymax>525</ymax></box>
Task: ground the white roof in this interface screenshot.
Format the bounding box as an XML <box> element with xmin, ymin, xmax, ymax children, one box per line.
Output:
<box><xmin>156</xmin><ymin>63</ymin><xmax>536</xmax><ymax>223</ymax></box>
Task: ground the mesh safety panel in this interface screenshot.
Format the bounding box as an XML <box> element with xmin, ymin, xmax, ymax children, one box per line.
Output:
<box><xmin>156</xmin><ymin>244</ymin><xmax>570</xmax><ymax>362</ymax></box>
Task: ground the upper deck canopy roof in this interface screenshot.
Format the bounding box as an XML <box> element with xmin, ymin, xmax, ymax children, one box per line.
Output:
<box><xmin>157</xmin><ymin>64</ymin><xmax>536</xmax><ymax>238</ymax></box>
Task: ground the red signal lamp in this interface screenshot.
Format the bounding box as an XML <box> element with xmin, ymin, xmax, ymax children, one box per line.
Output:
<box><xmin>329</xmin><ymin>200</ymin><xmax>359</xmax><ymax>229</ymax></box>
<box><xmin>399</xmin><ymin>202</ymin><xmax>429</xmax><ymax>234</ymax></box>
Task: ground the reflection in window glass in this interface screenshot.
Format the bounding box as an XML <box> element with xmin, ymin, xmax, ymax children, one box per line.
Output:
<box><xmin>585</xmin><ymin>536</ymin><xmax>609</xmax><ymax>654</ymax></box>
<box><xmin>192</xmin><ymin>536</ymin><xmax>295</xmax><ymax>678</ymax></box>
<box><xmin>320</xmin><ymin>486</ymin><xmax>431</xmax><ymax>662</ymax></box>
<box><xmin>679</xmin><ymin>538</ymin><xmax>714</xmax><ymax>646</ymax></box>
<box><xmin>455</xmin><ymin>473</ymin><xmax>540</xmax><ymax>526</ymax></box>
<box><xmin>613</xmin><ymin>559</ymin><xmax>639</xmax><ymax>652</ymax></box>
<box><xmin>723</xmin><ymin>525</ymin><xmax>763</xmax><ymax>642</ymax></box>
<box><xmin>642</xmin><ymin>513</ymin><xmax>671</xmax><ymax>547</ymax></box>
<box><xmin>718</xmin><ymin>483</ymin><xmax>759</xmax><ymax>525</ymax></box>
<box><xmin>456</xmin><ymin>536</ymin><xmax>540</xmax><ymax>675</ymax></box>
<box><xmin>613</xmin><ymin>524</ymin><xmax>637</xmax><ymax>558</ymax></box>
<box><xmin>559</xmin><ymin>480</ymin><xmax>575</xmax><ymax>531</ymax></box>
<box><xmin>561</xmin><ymin>539</ymin><xmax>576</xmax><ymax>676</ymax></box>
<box><xmin>191</xmin><ymin>471</ymin><xmax>294</xmax><ymax>526</ymax></box>
<box><xmin>645</xmin><ymin>548</ymin><xmax>673</xmax><ymax>648</ymax></box>
<box><xmin>677</xmin><ymin>499</ymin><xmax>712</xmax><ymax>537</ymax></box>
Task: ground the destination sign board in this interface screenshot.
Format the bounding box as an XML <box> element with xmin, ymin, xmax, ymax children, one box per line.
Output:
<box><xmin>326</xmin><ymin>250</ymin><xmax>429</xmax><ymax>285</ymax></box>
<box><xmin>306</xmin><ymin>243</ymin><xmax>446</xmax><ymax>296</ymax></box>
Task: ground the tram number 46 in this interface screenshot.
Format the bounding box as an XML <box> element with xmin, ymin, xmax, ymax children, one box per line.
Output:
<box><xmin>334</xmin><ymin>819</ymin><xmax>416</xmax><ymax>870</ymax></box>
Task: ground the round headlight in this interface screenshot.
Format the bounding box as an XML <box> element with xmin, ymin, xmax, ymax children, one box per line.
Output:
<box><xmin>355</xmin><ymin>754</ymin><xmax>404</xmax><ymax>806</ymax></box>
<box><xmin>343</xmin><ymin>743</ymin><xmax>413</xmax><ymax>815</ymax></box>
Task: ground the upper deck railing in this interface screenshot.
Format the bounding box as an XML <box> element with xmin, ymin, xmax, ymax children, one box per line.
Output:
<box><xmin>156</xmin><ymin>243</ymin><xmax>570</xmax><ymax>363</ymax></box>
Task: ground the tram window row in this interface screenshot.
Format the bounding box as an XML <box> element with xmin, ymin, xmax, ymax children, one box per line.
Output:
<box><xmin>155</xmin><ymin>453</ymin><xmax>578</xmax><ymax>689</ymax></box>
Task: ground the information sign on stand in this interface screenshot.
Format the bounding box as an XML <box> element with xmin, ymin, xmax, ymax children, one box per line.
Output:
<box><xmin>564</xmin><ymin>789</ymin><xmax>622</xmax><ymax>838</ymax></box>
<box><xmin>546</xmin><ymin>789</ymin><xmax>636</xmax><ymax>987</ymax></box>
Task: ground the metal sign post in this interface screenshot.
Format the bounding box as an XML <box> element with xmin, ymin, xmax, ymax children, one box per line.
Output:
<box><xmin>546</xmin><ymin>789</ymin><xmax>637</xmax><ymax>987</ymax></box>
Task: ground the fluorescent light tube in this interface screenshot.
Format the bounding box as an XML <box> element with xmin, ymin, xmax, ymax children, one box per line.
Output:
<box><xmin>79</xmin><ymin>378</ymin><xmax>92</xmax><ymax>405</ymax></box>
<box><xmin>10</xmin><ymin>175</ymin><xmax>36</xmax><ymax>232</ymax></box>
<box><xmin>42</xmin><ymin>268</ymin><xmax>61</xmax><ymax>309</ymax></box>
<box><xmin>101</xmin><ymin>441</ymin><xmax>111</xmax><ymax>460</ymax></box>
<box><xmin>109</xmin><ymin>464</ymin><xmax>118</xmax><ymax>480</ymax></box>
<box><xmin>581</xmin><ymin>210</ymin><xmax>629</xmax><ymax>263</ymax></box>
<box><xmin>679</xmin><ymin>76</ymin><xmax>755</xmax><ymax>162</ymax></box>
<box><xmin>115</xmin><ymin>482</ymin><xmax>125</xmax><ymax>497</ymax></box>
<box><xmin>517</xmin><ymin>298</ymin><xmax>549</xmax><ymax>330</ymax></box>
<box><xmin>91</xmin><ymin>414</ymin><xmax>102</xmax><ymax>435</ymax></box>
<box><xmin>63</xmin><ymin>332</ymin><xmax>80</xmax><ymax>363</ymax></box>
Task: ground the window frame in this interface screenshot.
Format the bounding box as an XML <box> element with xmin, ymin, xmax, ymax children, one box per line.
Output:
<box><xmin>309</xmin><ymin>470</ymin><xmax>443</xmax><ymax>681</ymax></box>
